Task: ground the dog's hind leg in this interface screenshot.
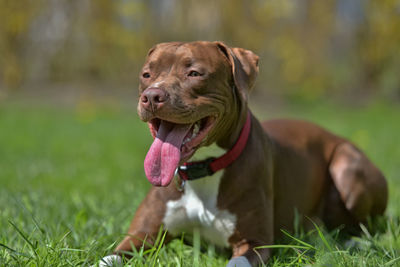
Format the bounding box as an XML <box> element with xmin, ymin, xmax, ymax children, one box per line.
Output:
<box><xmin>325</xmin><ymin>142</ymin><xmax>387</xmax><ymax>229</ymax></box>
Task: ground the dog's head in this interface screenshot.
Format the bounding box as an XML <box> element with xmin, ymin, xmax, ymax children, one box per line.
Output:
<box><xmin>137</xmin><ymin>41</ymin><xmax>259</xmax><ymax>186</ymax></box>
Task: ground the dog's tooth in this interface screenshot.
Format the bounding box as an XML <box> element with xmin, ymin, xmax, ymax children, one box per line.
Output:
<box><xmin>183</xmin><ymin>137</ymin><xmax>190</xmax><ymax>145</ymax></box>
<box><xmin>188</xmin><ymin>123</ymin><xmax>199</xmax><ymax>139</ymax></box>
<box><xmin>193</xmin><ymin>123</ymin><xmax>200</xmax><ymax>135</ymax></box>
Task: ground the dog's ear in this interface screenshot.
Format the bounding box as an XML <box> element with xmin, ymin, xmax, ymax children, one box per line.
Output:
<box><xmin>215</xmin><ymin>42</ymin><xmax>259</xmax><ymax>101</ymax></box>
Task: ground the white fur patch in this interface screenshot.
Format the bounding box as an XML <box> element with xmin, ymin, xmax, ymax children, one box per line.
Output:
<box><xmin>92</xmin><ymin>255</ymin><xmax>122</xmax><ymax>267</ymax></box>
<box><xmin>162</xmin><ymin>144</ymin><xmax>237</xmax><ymax>247</ymax></box>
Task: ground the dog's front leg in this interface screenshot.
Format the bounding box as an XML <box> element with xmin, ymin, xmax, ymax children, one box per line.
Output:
<box><xmin>115</xmin><ymin>185</ymin><xmax>181</xmax><ymax>255</ymax></box>
<box><xmin>225</xmin><ymin>185</ymin><xmax>274</xmax><ymax>267</ymax></box>
<box><xmin>94</xmin><ymin>185</ymin><xmax>181</xmax><ymax>266</ymax></box>
<box><xmin>227</xmin><ymin>241</ymin><xmax>270</xmax><ymax>267</ymax></box>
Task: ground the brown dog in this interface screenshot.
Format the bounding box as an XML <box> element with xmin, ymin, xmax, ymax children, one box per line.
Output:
<box><xmin>95</xmin><ymin>41</ymin><xmax>388</xmax><ymax>267</ymax></box>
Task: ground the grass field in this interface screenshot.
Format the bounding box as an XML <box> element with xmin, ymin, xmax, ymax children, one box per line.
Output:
<box><xmin>0</xmin><ymin>99</ymin><xmax>399</xmax><ymax>266</ymax></box>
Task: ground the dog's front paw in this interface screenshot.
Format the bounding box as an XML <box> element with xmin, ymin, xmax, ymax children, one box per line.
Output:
<box><xmin>226</xmin><ymin>256</ymin><xmax>252</xmax><ymax>267</ymax></box>
<box><xmin>91</xmin><ymin>255</ymin><xmax>123</xmax><ymax>267</ymax></box>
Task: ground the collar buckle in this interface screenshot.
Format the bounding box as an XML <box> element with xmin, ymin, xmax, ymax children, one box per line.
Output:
<box><xmin>178</xmin><ymin>157</ymin><xmax>215</xmax><ymax>180</ymax></box>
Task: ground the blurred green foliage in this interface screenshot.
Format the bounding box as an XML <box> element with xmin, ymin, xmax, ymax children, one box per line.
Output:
<box><xmin>0</xmin><ymin>0</ymin><xmax>399</xmax><ymax>101</ymax></box>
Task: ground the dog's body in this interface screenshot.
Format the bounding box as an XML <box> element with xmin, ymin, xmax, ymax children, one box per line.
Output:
<box><xmin>97</xmin><ymin>41</ymin><xmax>387</xmax><ymax>266</ymax></box>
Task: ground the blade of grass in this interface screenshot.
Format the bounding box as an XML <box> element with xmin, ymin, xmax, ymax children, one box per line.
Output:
<box><xmin>0</xmin><ymin>243</ymin><xmax>32</xmax><ymax>259</ymax></box>
<box><xmin>8</xmin><ymin>220</ymin><xmax>39</xmax><ymax>258</ymax></box>
<box><xmin>288</xmin><ymin>248</ymin><xmax>312</xmax><ymax>265</ymax></box>
<box><xmin>308</xmin><ymin>218</ymin><xmax>333</xmax><ymax>252</ymax></box>
<box><xmin>193</xmin><ymin>229</ymin><xmax>200</xmax><ymax>267</ymax></box>
<box><xmin>151</xmin><ymin>230</ymin><xmax>167</xmax><ymax>267</ymax></box>
<box><xmin>281</xmin><ymin>229</ymin><xmax>316</xmax><ymax>250</ymax></box>
<box><xmin>385</xmin><ymin>256</ymin><xmax>400</xmax><ymax>266</ymax></box>
<box><xmin>255</xmin><ymin>244</ymin><xmax>313</xmax><ymax>250</ymax></box>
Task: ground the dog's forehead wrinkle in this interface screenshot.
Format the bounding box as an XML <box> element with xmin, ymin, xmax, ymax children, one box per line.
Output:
<box><xmin>181</xmin><ymin>56</ymin><xmax>194</xmax><ymax>66</ymax></box>
<box><xmin>147</xmin><ymin>60</ymin><xmax>156</xmax><ymax>69</ymax></box>
<box><xmin>146</xmin><ymin>44</ymin><xmax>228</xmax><ymax>80</ymax></box>
<box><xmin>147</xmin><ymin>46</ymin><xmax>181</xmax><ymax>70</ymax></box>
<box><xmin>179</xmin><ymin>43</ymin><xmax>222</xmax><ymax>65</ymax></box>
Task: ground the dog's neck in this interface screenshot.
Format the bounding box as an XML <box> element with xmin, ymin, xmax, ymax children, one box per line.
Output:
<box><xmin>216</xmin><ymin>105</ymin><xmax>249</xmax><ymax>150</ymax></box>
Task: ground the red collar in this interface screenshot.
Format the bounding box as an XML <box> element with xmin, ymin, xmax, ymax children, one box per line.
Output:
<box><xmin>178</xmin><ymin>111</ymin><xmax>252</xmax><ymax>181</ymax></box>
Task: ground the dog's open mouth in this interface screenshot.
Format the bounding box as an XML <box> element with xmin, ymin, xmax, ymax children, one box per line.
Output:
<box><xmin>144</xmin><ymin>116</ymin><xmax>216</xmax><ymax>186</ymax></box>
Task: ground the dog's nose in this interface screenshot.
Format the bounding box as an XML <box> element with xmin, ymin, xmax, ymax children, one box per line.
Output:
<box><xmin>140</xmin><ymin>88</ymin><xmax>169</xmax><ymax>111</ymax></box>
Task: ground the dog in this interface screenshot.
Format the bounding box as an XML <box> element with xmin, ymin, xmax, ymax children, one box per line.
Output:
<box><xmin>95</xmin><ymin>41</ymin><xmax>388</xmax><ymax>267</ymax></box>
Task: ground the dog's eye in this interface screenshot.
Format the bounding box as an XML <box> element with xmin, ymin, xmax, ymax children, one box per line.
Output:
<box><xmin>188</xmin><ymin>71</ymin><xmax>201</xmax><ymax>77</ymax></box>
<box><xmin>142</xmin><ymin>72</ymin><xmax>151</xmax><ymax>78</ymax></box>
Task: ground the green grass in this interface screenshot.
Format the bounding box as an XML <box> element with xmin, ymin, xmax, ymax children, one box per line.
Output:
<box><xmin>0</xmin><ymin>99</ymin><xmax>399</xmax><ymax>266</ymax></box>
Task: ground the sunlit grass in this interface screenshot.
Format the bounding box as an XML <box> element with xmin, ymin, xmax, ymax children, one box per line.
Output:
<box><xmin>0</xmin><ymin>100</ymin><xmax>399</xmax><ymax>266</ymax></box>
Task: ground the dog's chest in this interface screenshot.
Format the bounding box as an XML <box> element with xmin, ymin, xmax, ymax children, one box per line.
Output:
<box><xmin>162</xmin><ymin>145</ymin><xmax>237</xmax><ymax>248</ymax></box>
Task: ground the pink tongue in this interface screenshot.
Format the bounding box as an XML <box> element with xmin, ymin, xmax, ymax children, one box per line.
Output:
<box><xmin>144</xmin><ymin>120</ymin><xmax>192</xmax><ymax>186</ymax></box>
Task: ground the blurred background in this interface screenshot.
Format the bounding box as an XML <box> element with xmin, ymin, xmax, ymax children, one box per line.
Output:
<box><xmin>1</xmin><ymin>1</ymin><xmax>400</xmax><ymax>265</ymax></box>
<box><xmin>1</xmin><ymin>0</ymin><xmax>400</xmax><ymax>104</ymax></box>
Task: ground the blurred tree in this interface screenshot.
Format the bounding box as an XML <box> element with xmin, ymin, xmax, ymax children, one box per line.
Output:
<box><xmin>357</xmin><ymin>0</ymin><xmax>400</xmax><ymax>99</ymax></box>
<box><xmin>0</xmin><ymin>0</ymin><xmax>399</xmax><ymax>102</ymax></box>
<box><xmin>0</xmin><ymin>0</ymin><xmax>42</xmax><ymax>88</ymax></box>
